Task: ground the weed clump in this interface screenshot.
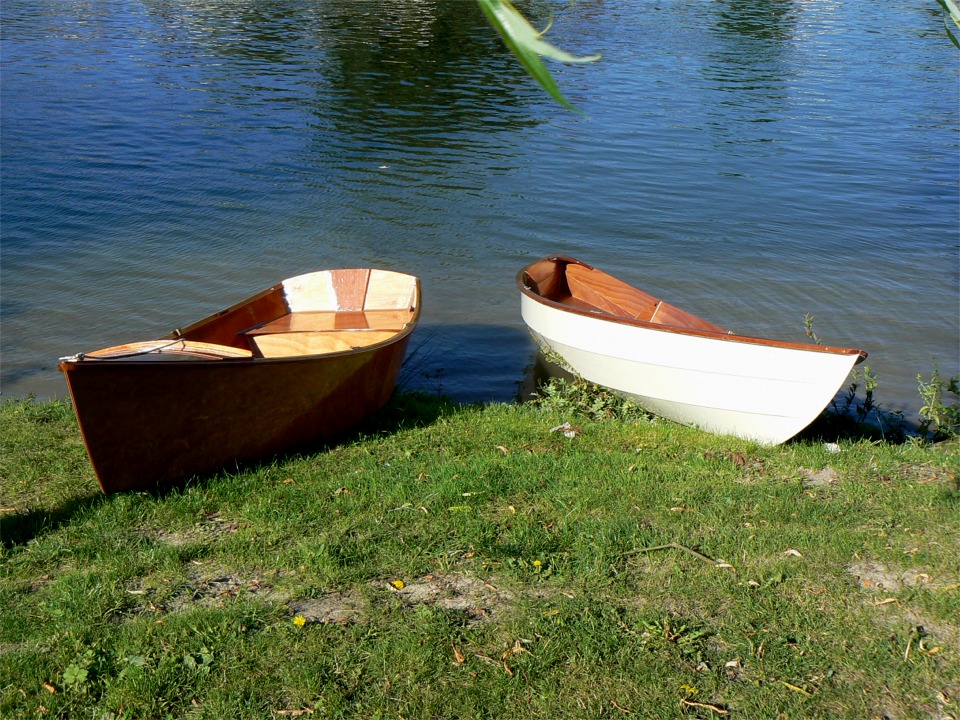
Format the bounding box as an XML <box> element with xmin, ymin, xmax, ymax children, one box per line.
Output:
<box><xmin>531</xmin><ymin>376</ymin><xmax>651</xmax><ymax>424</ymax></box>
<box><xmin>917</xmin><ymin>364</ymin><xmax>960</xmax><ymax>440</ymax></box>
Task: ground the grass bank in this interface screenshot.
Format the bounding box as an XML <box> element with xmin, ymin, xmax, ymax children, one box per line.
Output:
<box><xmin>1</xmin><ymin>391</ymin><xmax>958</xmax><ymax>719</ymax></box>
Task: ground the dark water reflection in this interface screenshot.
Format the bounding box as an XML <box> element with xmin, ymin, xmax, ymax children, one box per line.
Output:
<box><xmin>2</xmin><ymin>0</ymin><xmax>957</xmax><ymax>419</ymax></box>
<box><xmin>715</xmin><ymin>0</ymin><xmax>799</xmax><ymax>41</ymax></box>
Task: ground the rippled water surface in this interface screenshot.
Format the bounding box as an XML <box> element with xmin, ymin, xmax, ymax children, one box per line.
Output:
<box><xmin>2</xmin><ymin>0</ymin><xmax>958</xmax><ymax>417</ymax></box>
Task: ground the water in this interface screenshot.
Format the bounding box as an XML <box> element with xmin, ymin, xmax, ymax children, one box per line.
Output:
<box><xmin>2</xmin><ymin>0</ymin><xmax>958</xmax><ymax>419</ymax></box>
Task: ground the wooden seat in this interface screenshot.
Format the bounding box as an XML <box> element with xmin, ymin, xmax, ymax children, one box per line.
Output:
<box><xmin>565</xmin><ymin>263</ymin><xmax>660</xmax><ymax>320</ymax></box>
<box><xmin>243</xmin><ymin>310</ymin><xmax>412</xmax><ymax>336</ymax></box>
<box><xmin>247</xmin><ymin>330</ymin><xmax>401</xmax><ymax>358</ymax></box>
<box><xmin>241</xmin><ymin>309</ymin><xmax>415</xmax><ymax>358</ymax></box>
<box><xmin>563</xmin><ymin>264</ymin><xmax>728</xmax><ymax>333</ymax></box>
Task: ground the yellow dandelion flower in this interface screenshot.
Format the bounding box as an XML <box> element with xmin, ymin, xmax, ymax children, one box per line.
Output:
<box><xmin>532</xmin><ymin>559</ymin><xmax>542</xmax><ymax>567</ymax></box>
<box><xmin>293</xmin><ymin>615</ymin><xmax>306</xmax><ymax>627</ymax></box>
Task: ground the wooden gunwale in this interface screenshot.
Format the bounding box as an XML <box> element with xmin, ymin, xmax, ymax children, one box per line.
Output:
<box><xmin>67</xmin><ymin>325</ymin><xmax>418</xmax><ymax>365</ymax></box>
<box><xmin>172</xmin><ymin>283</ymin><xmax>283</xmax><ymax>336</ymax></box>
<box><xmin>73</xmin><ymin>321</ymin><xmax>418</xmax><ymax>365</ymax></box>
<box><xmin>516</xmin><ymin>257</ymin><xmax>866</xmax><ymax>362</ymax></box>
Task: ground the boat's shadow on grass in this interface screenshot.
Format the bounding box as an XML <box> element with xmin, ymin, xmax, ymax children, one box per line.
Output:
<box><xmin>794</xmin><ymin>411</ymin><xmax>915</xmax><ymax>445</ymax></box>
<box><xmin>2</xmin><ymin>491</ymin><xmax>104</xmax><ymax>548</ymax></box>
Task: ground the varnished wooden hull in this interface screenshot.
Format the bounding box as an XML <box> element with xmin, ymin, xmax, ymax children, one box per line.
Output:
<box><xmin>518</xmin><ymin>256</ymin><xmax>866</xmax><ymax>445</ymax></box>
<box><xmin>60</xmin><ymin>269</ymin><xmax>420</xmax><ymax>493</ymax></box>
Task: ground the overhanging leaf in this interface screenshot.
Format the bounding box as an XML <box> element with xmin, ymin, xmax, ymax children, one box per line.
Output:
<box><xmin>477</xmin><ymin>0</ymin><xmax>600</xmax><ymax>111</ymax></box>
<box><xmin>938</xmin><ymin>0</ymin><xmax>960</xmax><ymax>28</ymax></box>
<box><xmin>936</xmin><ymin>0</ymin><xmax>960</xmax><ymax>48</ymax></box>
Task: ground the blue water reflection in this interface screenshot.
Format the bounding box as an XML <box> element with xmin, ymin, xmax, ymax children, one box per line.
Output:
<box><xmin>1</xmin><ymin>0</ymin><xmax>957</xmax><ymax>418</ymax></box>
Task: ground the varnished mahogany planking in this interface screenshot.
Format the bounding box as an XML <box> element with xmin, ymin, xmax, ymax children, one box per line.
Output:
<box><xmin>60</xmin><ymin>269</ymin><xmax>420</xmax><ymax>493</ymax></box>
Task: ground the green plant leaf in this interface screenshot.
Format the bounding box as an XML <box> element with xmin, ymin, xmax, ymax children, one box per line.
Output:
<box><xmin>63</xmin><ymin>663</ymin><xmax>88</xmax><ymax>690</ymax></box>
<box><xmin>477</xmin><ymin>0</ymin><xmax>600</xmax><ymax>112</ymax></box>
<box><xmin>936</xmin><ymin>0</ymin><xmax>960</xmax><ymax>47</ymax></box>
<box><xmin>937</xmin><ymin>0</ymin><xmax>960</xmax><ymax>28</ymax></box>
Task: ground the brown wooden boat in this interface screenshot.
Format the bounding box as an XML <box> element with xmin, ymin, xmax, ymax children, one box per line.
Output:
<box><xmin>59</xmin><ymin>268</ymin><xmax>420</xmax><ymax>493</ymax></box>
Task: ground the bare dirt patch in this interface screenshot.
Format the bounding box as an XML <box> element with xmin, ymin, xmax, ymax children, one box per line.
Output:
<box><xmin>170</xmin><ymin>567</ymin><xmax>290</xmax><ymax>611</ymax></box>
<box><xmin>799</xmin><ymin>467</ymin><xmax>840</xmax><ymax>488</ymax></box>
<box><xmin>121</xmin><ymin>564</ymin><xmax>519</xmax><ymax>626</ymax></box>
<box><xmin>288</xmin><ymin>591</ymin><xmax>370</xmax><ymax>625</ymax></box>
<box><xmin>381</xmin><ymin>572</ymin><xmax>514</xmax><ymax>623</ymax></box>
<box><xmin>900</xmin><ymin>462</ymin><xmax>958</xmax><ymax>486</ymax></box>
<box><xmin>867</xmin><ymin>597</ymin><xmax>960</xmax><ymax>664</ymax></box>
<box><xmin>847</xmin><ymin>561</ymin><xmax>939</xmax><ymax>592</ymax></box>
<box><xmin>284</xmin><ymin>573</ymin><xmax>517</xmax><ymax>626</ymax></box>
<box><xmin>122</xmin><ymin>565</ymin><xmax>288</xmax><ymax>616</ymax></box>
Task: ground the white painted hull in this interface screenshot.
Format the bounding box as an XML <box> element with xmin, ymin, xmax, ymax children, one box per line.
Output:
<box><xmin>521</xmin><ymin>293</ymin><xmax>862</xmax><ymax>445</ymax></box>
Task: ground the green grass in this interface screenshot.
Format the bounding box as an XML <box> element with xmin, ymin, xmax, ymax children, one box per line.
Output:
<box><xmin>1</xmin><ymin>391</ymin><xmax>958</xmax><ymax>719</ymax></box>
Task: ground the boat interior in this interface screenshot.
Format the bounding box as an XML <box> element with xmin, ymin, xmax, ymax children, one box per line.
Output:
<box><xmin>82</xmin><ymin>269</ymin><xmax>419</xmax><ymax>362</ymax></box>
<box><xmin>519</xmin><ymin>257</ymin><xmax>728</xmax><ymax>334</ymax></box>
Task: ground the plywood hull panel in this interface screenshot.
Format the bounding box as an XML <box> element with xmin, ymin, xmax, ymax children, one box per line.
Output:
<box><xmin>518</xmin><ymin>256</ymin><xmax>865</xmax><ymax>445</ymax></box>
<box><xmin>60</xmin><ymin>269</ymin><xmax>419</xmax><ymax>493</ymax></box>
